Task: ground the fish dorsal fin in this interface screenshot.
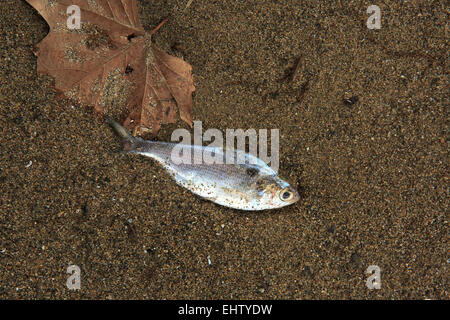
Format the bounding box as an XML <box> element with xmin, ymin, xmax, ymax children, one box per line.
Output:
<box><xmin>234</xmin><ymin>149</ymin><xmax>277</xmax><ymax>176</ymax></box>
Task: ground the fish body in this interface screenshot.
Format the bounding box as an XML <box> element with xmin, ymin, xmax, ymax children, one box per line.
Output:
<box><xmin>107</xmin><ymin>118</ymin><xmax>299</xmax><ymax>210</ymax></box>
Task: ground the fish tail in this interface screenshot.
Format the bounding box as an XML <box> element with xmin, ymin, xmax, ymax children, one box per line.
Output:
<box><xmin>105</xmin><ymin>116</ymin><xmax>143</xmax><ymax>151</ymax></box>
<box><xmin>105</xmin><ymin>116</ymin><xmax>132</xmax><ymax>140</ymax></box>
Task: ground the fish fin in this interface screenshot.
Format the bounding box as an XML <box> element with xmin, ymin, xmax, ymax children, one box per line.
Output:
<box><xmin>105</xmin><ymin>117</ymin><xmax>144</xmax><ymax>152</ymax></box>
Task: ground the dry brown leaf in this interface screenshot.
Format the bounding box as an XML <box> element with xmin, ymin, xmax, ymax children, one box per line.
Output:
<box><xmin>26</xmin><ymin>0</ymin><xmax>195</xmax><ymax>135</ymax></box>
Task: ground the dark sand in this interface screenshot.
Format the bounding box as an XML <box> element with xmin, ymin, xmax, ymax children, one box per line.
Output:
<box><xmin>0</xmin><ymin>0</ymin><xmax>448</xmax><ymax>299</ymax></box>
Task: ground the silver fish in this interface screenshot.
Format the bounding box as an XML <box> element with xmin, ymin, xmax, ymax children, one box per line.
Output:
<box><xmin>106</xmin><ymin>118</ymin><xmax>300</xmax><ymax>210</ymax></box>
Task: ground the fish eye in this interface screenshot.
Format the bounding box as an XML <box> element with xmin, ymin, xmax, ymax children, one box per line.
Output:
<box><xmin>280</xmin><ymin>189</ymin><xmax>293</xmax><ymax>201</ymax></box>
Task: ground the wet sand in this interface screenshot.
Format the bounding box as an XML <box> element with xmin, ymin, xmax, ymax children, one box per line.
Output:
<box><xmin>0</xmin><ymin>0</ymin><xmax>448</xmax><ymax>299</ymax></box>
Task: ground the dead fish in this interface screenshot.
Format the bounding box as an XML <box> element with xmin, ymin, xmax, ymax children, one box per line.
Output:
<box><xmin>106</xmin><ymin>118</ymin><xmax>299</xmax><ymax>210</ymax></box>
